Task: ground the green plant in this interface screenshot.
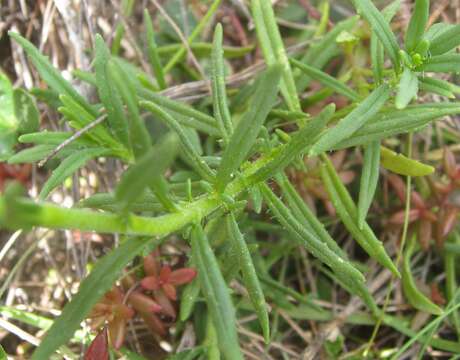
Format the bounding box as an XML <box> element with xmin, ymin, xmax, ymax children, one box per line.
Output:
<box><xmin>2</xmin><ymin>0</ymin><xmax>460</xmax><ymax>358</ymax></box>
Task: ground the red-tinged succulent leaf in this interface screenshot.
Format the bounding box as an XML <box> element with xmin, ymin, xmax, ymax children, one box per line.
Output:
<box><xmin>411</xmin><ymin>191</ymin><xmax>426</xmax><ymax>210</ymax></box>
<box><xmin>143</xmin><ymin>251</ymin><xmax>160</xmax><ymax>277</ymax></box>
<box><xmin>140</xmin><ymin>276</ymin><xmax>161</xmax><ymax>290</ymax></box>
<box><xmin>418</xmin><ymin>219</ymin><xmax>432</xmax><ymax>251</ymax></box>
<box><xmin>154</xmin><ymin>290</ymin><xmax>176</xmax><ymax>319</ymax></box>
<box><xmin>114</xmin><ymin>304</ymin><xmax>135</xmax><ymax>320</ymax></box>
<box><xmin>108</xmin><ymin>315</ymin><xmax>126</xmax><ymax>350</ymax></box>
<box><xmin>331</xmin><ymin>150</ymin><xmax>346</xmax><ymax>168</ymax></box>
<box><xmin>430</xmin><ymin>283</ymin><xmax>446</xmax><ymax>305</ymax></box>
<box><xmin>388</xmin><ymin>174</ymin><xmax>406</xmax><ymax>203</ymax></box>
<box><xmin>389</xmin><ymin>209</ymin><xmax>420</xmax><ymax>225</ymax></box>
<box><xmin>162</xmin><ymin>283</ymin><xmax>177</xmax><ymax>300</ymax></box>
<box><xmin>160</xmin><ymin>265</ymin><xmax>172</xmax><ymax>282</ymax></box>
<box><xmin>443</xmin><ymin>148</ymin><xmax>457</xmax><ymax>179</ymax></box>
<box><xmin>84</xmin><ymin>327</ymin><xmax>109</xmax><ymax>360</ymax></box>
<box><xmin>138</xmin><ymin>311</ymin><xmax>167</xmax><ymax>337</ymax></box>
<box><xmin>339</xmin><ymin>170</ymin><xmax>355</xmax><ymax>184</ymax></box>
<box><xmin>128</xmin><ymin>291</ymin><xmax>162</xmax><ymax>313</ymax></box>
<box><xmin>169</xmin><ymin>268</ymin><xmax>197</xmax><ymax>286</ymax></box>
<box><xmin>436</xmin><ymin>207</ymin><xmax>459</xmax><ymax>247</ymax></box>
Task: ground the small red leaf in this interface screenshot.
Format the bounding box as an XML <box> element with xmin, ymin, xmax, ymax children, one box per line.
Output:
<box><xmin>85</xmin><ymin>327</ymin><xmax>109</xmax><ymax>360</ymax></box>
<box><xmin>169</xmin><ymin>268</ymin><xmax>197</xmax><ymax>286</ymax></box>
<box><xmin>140</xmin><ymin>276</ymin><xmax>161</xmax><ymax>290</ymax></box>
<box><xmin>162</xmin><ymin>283</ymin><xmax>177</xmax><ymax>300</ymax></box>
<box><xmin>128</xmin><ymin>291</ymin><xmax>162</xmax><ymax>313</ymax></box>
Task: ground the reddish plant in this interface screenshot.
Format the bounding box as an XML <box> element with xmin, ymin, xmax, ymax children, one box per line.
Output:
<box><xmin>87</xmin><ymin>248</ymin><xmax>197</xmax><ymax>351</ymax></box>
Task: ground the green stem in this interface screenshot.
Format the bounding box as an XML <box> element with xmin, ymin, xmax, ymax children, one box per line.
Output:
<box><xmin>0</xmin><ymin>148</ymin><xmax>274</xmax><ymax>236</ymax></box>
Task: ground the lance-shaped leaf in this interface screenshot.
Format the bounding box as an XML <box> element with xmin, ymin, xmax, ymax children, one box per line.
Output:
<box><xmin>215</xmin><ymin>65</ymin><xmax>282</xmax><ymax>193</ymax></box>
<box><xmin>191</xmin><ymin>225</ymin><xmax>244</xmax><ymax>360</ymax></box>
<box><xmin>259</xmin><ymin>183</ymin><xmax>378</xmax><ymax>313</ymax></box>
<box><xmin>39</xmin><ymin>148</ymin><xmax>109</xmax><ymax>200</ymax></box>
<box><xmin>419</xmin><ymin>76</ymin><xmax>456</xmax><ymax>98</ymax></box>
<box><xmin>30</xmin><ymin>236</ymin><xmax>162</xmax><ymax>359</ymax></box>
<box><xmin>107</xmin><ymin>59</ymin><xmax>152</xmax><ymax>158</ymax></box>
<box><xmin>418</xmin><ymin>54</ymin><xmax>460</xmax><ymax>73</ymax></box>
<box><xmin>290</xmin><ymin>59</ymin><xmax>359</xmax><ymax>101</ymax></box>
<box><xmin>380</xmin><ymin>146</ymin><xmax>434</xmax><ymax>176</ymax></box>
<box><xmin>144</xmin><ymin>10</ymin><xmax>166</xmax><ymax>90</ymax></box>
<box><xmin>249</xmin><ymin>104</ymin><xmax>334</xmax><ymax>184</ymax></box>
<box><xmin>226</xmin><ymin>213</ymin><xmax>269</xmax><ymax>343</ymax></box>
<box><xmin>297</xmin><ymin>16</ymin><xmax>358</xmax><ymax>91</ymax></box>
<box><xmin>350</xmin><ymin>0</ymin><xmax>400</xmax><ymax>70</ymax></box>
<box><xmin>371</xmin><ymin>0</ymin><xmax>401</xmax><ymax>83</ymax></box>
<box><xmin>405</xmin><ymin>0</ymin><xmax>429</xmax><ymax>52</ymax></box>
<box><xmin>309</xmin><ymin>84</ymin><xmax>390</xmax><ymax>156</ymax></box>
<box><xmin>251</xmin><ymin>0</ymin><xmax>300</xmax><ymax>112</ymax></box>
<box><xmin>402</xmin><ymin>234</ymin><xmax>443</xmax><ymax>315</ymax></box>
<box><xmin>140</xmin><ymin>101</ymin><xmax>215</xmax><ymax>182</ymax></box>
<box><xmin>94</xmin><ymin>34</ymin><xmax>131</xmax><ymax>149</ymax></box>
<box><xmin>276</xmin><ymin>173</ymin><xmax>348</xmax><ymax>260</ymax></box>
<box><xmin>8</xmin><ymin>32</ymin><xmax>97</xmax><ymax>117</ymax></box>
<box><xmin>211</xmin><ymin>24</ymin><xmax>233</xmax><ymax>143</ymax></box>
<box><xmin>138</xmin><ymin>89</ymin><xmax>219</xmax><ymax>136</ymax></box>
<box><xmin>115</xmin><ymin>133</ymin><xmax>179</xmax><ymax>212</ymax></box>
<box><xmin>320</xmin><ymin>156</ymin><xmax>400</xmax><ymax>277</ymax></box>
<box><xmin>335</xmin><ymin>103</ymin><xmax>460</xmax><ymax>149</ymax></box>
<box><xmin>396</xmin><ymin>68</ymin><xmax>419</xmax><ymax>109</ymax></box>
<box><xmin>429</xmin><ymin>24</ymin><xmax>460</xmax><ymax>56</ymax></box>
<box><xmin>358</xmin><ymin>141</ymin><xmax>381</xmax><ymax>229</ymax></box>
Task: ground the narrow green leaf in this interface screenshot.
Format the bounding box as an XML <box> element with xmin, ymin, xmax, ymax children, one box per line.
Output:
<box><xmin>211</xmin><ymin>23</ymin><xmax>233</xmax><ymax>143</ymax></box>
<box><xmin>251</xmin><ymin>0</ymin><xmax>301</xmax><ymax>112</ymax></box>
<box><xmin>13</xmin><ymin>88</ymin><xmax>40</xmax><ymax>134</ymax></box>
<box><xmin>144</xmin><ymin>10</ymin><xmax>167</xmax><ymax>90</ymax></box>
<box><xmin>19</xmin><ymin>131</ymin><xmax>95</xmax><ymax>147</ymax></box>
<box><xmin>39</xmin><ymin>148</ymin><xmax>108</xmax><ymax>200</ymax></box>
<box><xmin>370</xmin><ymin>30</ymin><xmax>385</xmax><ymax>84</ymax></box>
<box><xmin>380</xmin><ymin>146</ymin><xmax>434</xmax><ymax>176</ymax></box>
<box><xmin>8</xmin><ymin>32</ymin><xmax>97</xmax><ymax>117</ymax></box>
<box><xmin>350</xmin><ymin>0</ymin><xmax>400</xmax><ymax>70</ymax></box>
<box><xmin>358</xmin><ymin>141</ymin><xmax>381</xmax><ymax>229</ymax></box>
<box><xmin>115</xmin><ymin>133</ymin><xmax>179</xmax><ymax>212</ymax></box>
<box><xmin>138</xmin><ymin>88</ymin><xmax>217</xmax><ymax>129</ymax></box>
<box><xmin>334</xmin><ymin>103</ymin><xmax>460</xmax><ymax>149</ymax></box>
<box><xmin>290</xmin><ymin>59</ymin><xmax>360</xmax><ymax>101</ymax></box>
<box><xmin>179</xmin><ymin>275</ymin><xmax>201</xmax><ymax>322</ymax></box>
<box><xmin>396</xmin><ymin>68</ymin><xmax>419</xmax><ymax>109</ymax></box>
<box><xmin>405</xmin><ymin>0</ymin><xmax>429</xmax><ymax>52</ymax></box>
<box><xmin>107</xmin><ymin>59</ymin><xmax>152</xmax><ymax>158</ymax></box>
<box><xmin>418</xmin><ymin>54</ymin><xmax>460</xmax><ymax>73</ymax></box>
<box><xmin>320</xmin><ymin>156</ymin><xmax>400</xmax><ymax>277</ymax></box>
<box><xmin>94</xmin><ymin>34</ymin><xmax>131</xmax><ymax>149</ymax></box>
<box><xmin>402</xmin><ymin>234</ymin><xmax>443</xmax><ymax>315</ymax></box>
<box><xmin>249</xmin><ymin>104</ymin><xmax>334</xmax><ymax>185</ymax></box>
<box><xmin>276</xmin><ymin>173</ymin><xmax>348</xmax><ymax>260</ymax></box>
<box><xmin>191</xmin><ymin>225</ymin><xmax>244</xmax><ymax>360</ymax></box>
<box><xmin>215</xmin><ymin>66</ymin><xmax>282</xmax><ymax>193</ymax></box>
<box><xmin>226</xmin><ymin>213</ymin><xmax>269</xmax><ymax>343</ymax></box>
<box><xmin>418</xmin><ymin>76</ymin><xmax>456</xmax><ymax>98</ymax></box>
<box><xmin>259</xmin><ymin>183</ymin><xmax>378</xmax><ymax>313</ymax></box>
<box><xmin>429</xmin><ymin>24</ymin><xmax>460</xmax><ymax>56</ymax></box>
<box><xmin>31</xmin><ymin>236</ymin><xmax>161</xmax><ymax>360</ymax></box>
<box><xmin>7</xmin><ymin>144</ymin><xmax>55</xmax><ymax>164</ymax></box>
<box><xmin>309</xmin><ymin>84</ymin><xmax>390</xmax><ymax>156</ymax></box>
<box><xmin>140</xmin><ymin>101</ymin><xmax>215</xmax><ymax>182</ymax></box>
<box><xmin>297</xmin><ymin>16</ymin><xmax>359</xmax><ymax>91</ymax></box>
